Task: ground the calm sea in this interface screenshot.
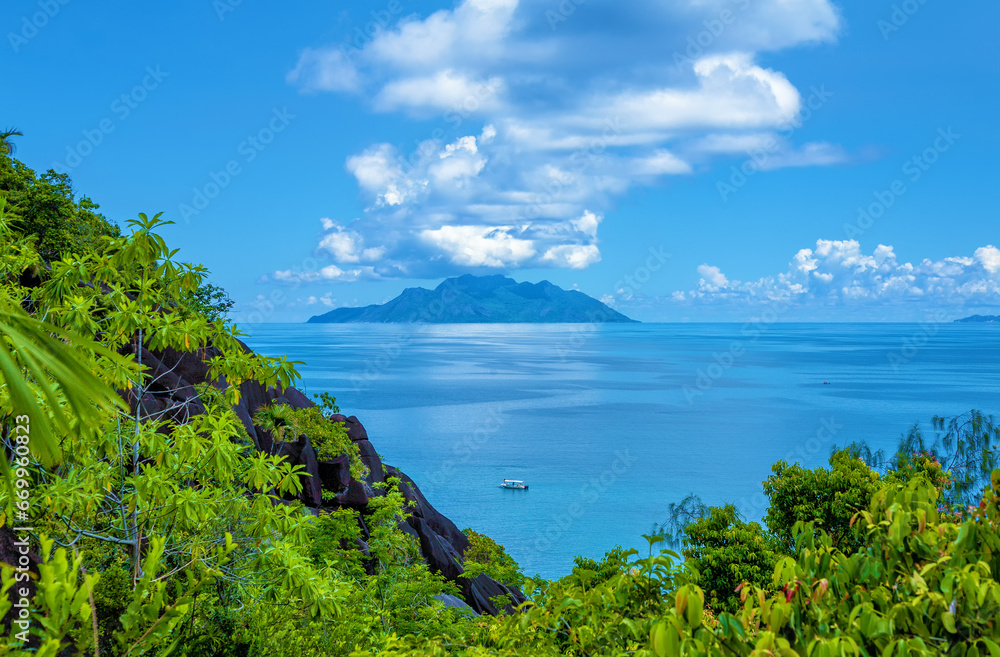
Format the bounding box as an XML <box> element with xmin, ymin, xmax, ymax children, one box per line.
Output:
<box><xmin>241</xmin><ymin>323</ymin><xmax>1000</xmax><ymax>578</ymax></box>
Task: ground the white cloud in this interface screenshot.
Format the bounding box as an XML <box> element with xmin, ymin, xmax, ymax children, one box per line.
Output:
<box><xmin>542</xmin><ymin>244</ymin><xmax>601</xmax><ymax>269</ymax></box>
<box><xmin>375</xmin><ymin>70</ymin><xmax>504</xmax><ymax>114</ymax></box>
<box><xmin>268</xmin><ymin>264</ymin><xmax>371</xmax><ymax>285</ymax></box>
<box><xmin>632</xmin><ymin>150</ymin><xmax>693</xmax><ymax>176</ymax></box>
<box><xmin>756</xmin><ymin>141</ymin><xmax>849</xmax><ymax>171</ymax></box>
<box><xmin>976</xmin><ymin>245</ymin><xmax>1000</xmax><ymax>273</ymax></box>
<box><xmin>318</xmin><ymin>224</ymin><xmax>386</xmax><ymax>263</ymax></box>
<box><xmin>420</xmin><ymin>225</ymin><xmax>537</xmax><ymax>268</ymax></box>
<box><xmin>604</xmin><ymin>54</ymin><xmax>801</xmax><ymax>131</ymax></box>
<box><xmin>571</xmin><ymin>210</ymin><xmax>601</xmax><ymax>239</ymax></box>
<box><xmin>697</xmin><ymin>264</ymin><xmax>729</xmax><ymax>288</ymax></box>
<box><xmin>282</xmin><ymin>0</ymin><xmax>847</xmax><ymax>279</ymax></box>
<box><xmin>270</xmin><ymin>134</ymin><xmax>608</xmax><ymax>284</ymax></box>
<box><xmin>346</xmin><ymin>144</ymin><xmax>428</xmax><ymax>207</ymax></box>
<box><xmin>672</xmin><ymin>241</ymin><xmax>1000</xmax><ymax>309</ymax></box>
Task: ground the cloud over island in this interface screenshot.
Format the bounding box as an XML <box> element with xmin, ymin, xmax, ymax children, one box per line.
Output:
<box><xmin>271</xmin><ymin>0</ymin><xmax>847</xmax><ymax>283</ymax></box>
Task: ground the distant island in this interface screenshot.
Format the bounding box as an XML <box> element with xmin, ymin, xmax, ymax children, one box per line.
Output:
<box><xmin>307</xmin><ymin>274</ymin><xmax>637</xmax><ymax>323</ymax></box>
<box><xmin>955</xmin><ymin>315</ymin><xmax>1000</xmax><ymax>324</ymax></box>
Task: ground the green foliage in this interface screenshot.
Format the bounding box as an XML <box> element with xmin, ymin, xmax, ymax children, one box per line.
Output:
<box><xmin>361</xmin><ymin>472</ymin><xmax>1000</xmax><ymax>657</ymax></box>
<box><xmin>0</xmin><ymin>153</ymin><xmax>120</xmax><ymax>261</ymax></box>
<box><xmin>253</xmin><ymin>403</ymin><xmax>363</xmax><ymax>476</ymax></box>
<box><xmin>0</xmin><ymin>128</ymin><xmax>23</xmax><ymax>155</ymax></box>
<box><xmin>681</xmin><ymin>505</ymin><xmax>778</xmax><ymax>614</ymax></box>
<box><xmin>764</xmin><ymin>449</ymin><xmax>882</xmax><ymax>553</ymax></box>
<box><xmin>893</xmin><ymin>410</ymin><xmax>1000</xmax><ymax>510</ymax></box>
<box><xmin>461</xmin><ymin>528</ymin><xmax>524</xmax><ymax>588</ymax></box>
<box><xmin>0</xmin><ymin>179</ymin><xmax>340</xmax><ymax>653</ymax></box>
<box><xmin>654</xmin><ymin>492</ymin><xmax>709</xmax><ymax>549</ymax></box>
<box><xmin>314</xmin><ymin>391</ymin><xmax>341</xmax><ymax>415</ymax></box>
<box><xmin>571</xmin><ymin>545</ymin><xmax>635</xmax><ymax>586</ymax></box>
<box><xmin>238</xmin><ymin>478</ymin><xmax>474</xmax><ymax>656</ymax></box>
<box><xmin>184</xmin><ymin>282</ymin><xmax>235</xmax><ymax>322</ymax></box>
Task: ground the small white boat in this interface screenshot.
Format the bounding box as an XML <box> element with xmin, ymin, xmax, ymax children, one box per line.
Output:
<box><xmin>500</xmin><ymin>479</ymin><xmax>528</xmax><ymax>490</ymax></box>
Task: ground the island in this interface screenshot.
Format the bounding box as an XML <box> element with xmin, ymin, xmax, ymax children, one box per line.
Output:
<box><xmin>307</xmin><ymin>274</ymin><xmax>637</xmax><ymax>323</ymax></box>
<box><xmin>954</xmin><ymin>315</ymin><xmax>1000</xmax><ymax>323</ymax></box>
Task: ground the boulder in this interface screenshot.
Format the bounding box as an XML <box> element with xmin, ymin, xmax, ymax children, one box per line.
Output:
<box><xmin>460</xmin><ymin>573</ymin><xmax>527</xmax><ymax>616</ymax></box>
<box><xmin>329</xmin><ymin>414</ymin><xmax>369</xmax><ymax>442</ymax></box>
<box><xmin>434</xmin><ymin>594</ymin><xmax>478</xmax><ymax>616</ymax></box>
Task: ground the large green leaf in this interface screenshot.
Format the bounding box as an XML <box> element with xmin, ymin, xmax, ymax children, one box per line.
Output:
<box><xmin>0</xmin><ymin>301</ymin><xmax>127</xmax><ymax>467</ymax></box>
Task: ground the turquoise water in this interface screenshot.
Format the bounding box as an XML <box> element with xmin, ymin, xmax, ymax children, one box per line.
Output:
<box><xmin>241</xmin><ymin>323</ymin><xmax>1000</xmax><ymax>579</ymax></box>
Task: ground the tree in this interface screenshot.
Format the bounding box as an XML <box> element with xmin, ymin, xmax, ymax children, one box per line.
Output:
<box><xmin>0</xmin><ymin>199</ymin><xmax>127</xmax><ymax>470</ymax></box>
<box><xmin>0</xmin><ymin>153</ymin><xmax>120</xmax><ymax>261</ymax></box>
<box><xmin>681</xmin><ymin>505</ymin><xmax>778</xmax><ymax>614</ymax></box>
<box><xmin>1</xmin><ymin>211</ymin><xmax>346</xmax><ymax>654</ymax></box>
<box><xmin>892</xmin><ymin>410</ymin><xmax>1000</xmax><ymax>510</ymax></box>
<box><xmin>0</xmin><ymin>128</ymin><xmax>22</xmax><ymax>155</ymax></box>
<box><xmin>763</xmin><ymin>450</ymin><xmax>881</xmax><ymax>554</ymax></box>
<box><xmin>462</xmin><ymin>528</ymin><xmax>524</xmax><ymax>589</ymax></box>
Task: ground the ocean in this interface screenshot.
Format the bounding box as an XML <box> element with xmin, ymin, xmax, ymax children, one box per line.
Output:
<box><xmin>241</xmin><ymin>322</ymin><xmax>1000</xmax><ymax>579</ymax></box>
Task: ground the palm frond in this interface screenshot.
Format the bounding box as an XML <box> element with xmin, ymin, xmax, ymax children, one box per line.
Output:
<box><xmin>0</xmin><ymin>302</ymin><xmax>130</xmax><ymax>466</ymax></box>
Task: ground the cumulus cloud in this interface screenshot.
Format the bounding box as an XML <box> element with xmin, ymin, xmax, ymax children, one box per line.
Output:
<box><xmin>269</xmin><ymin>264</ymin><xmax>370</xmax><ymax>285</ymax></box>
<box><xmin>376</xmin><ymin>70</ymin><xmax>505</xmax><ymax>114</ymax></box>
<box><xmin>269</xmin><ymin>132</ymin><xmax>610</xmax><ymax>281</ymax></box>
<box><xmin>670</xmin><ymin>241</ymin><xmax>1000</xmax><ymax>310</ymax></box>
<box><xmin>420</xmin><ymin>225</ymin><xmax>536</xmax><ymax>267</ymax></box>
<box><xmin>282</xmin><ymin>0</ymin><xmax>846</xmax><ymax>281</ymax></box>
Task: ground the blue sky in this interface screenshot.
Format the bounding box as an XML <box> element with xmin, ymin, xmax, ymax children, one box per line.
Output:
<box><xmin>3</xmin><ymin>0</ymin><xmax>998</xmax><ymax>322</ymax></box>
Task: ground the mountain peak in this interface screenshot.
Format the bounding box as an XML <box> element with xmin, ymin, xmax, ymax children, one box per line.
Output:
<box><xmin>308</xmin><ymin>274</ymin><xmax>637</xmax><ymax>324</ymax></box>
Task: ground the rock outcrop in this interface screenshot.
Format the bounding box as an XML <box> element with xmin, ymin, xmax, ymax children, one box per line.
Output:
<box><xmin>127</xmin><ymin>341</ymin><xmax>525</xmax><ymax>615</ymax></box>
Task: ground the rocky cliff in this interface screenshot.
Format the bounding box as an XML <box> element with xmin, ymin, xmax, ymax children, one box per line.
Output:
<box><xmin>131</xmin><ymin>340</ymin><xmax>525</xmax><ymax>615</ymax></box>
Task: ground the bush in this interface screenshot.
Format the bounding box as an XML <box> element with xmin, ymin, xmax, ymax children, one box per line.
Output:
<box><xmin>462</xmin><ymin>528</ymin><xmax>525</xmax><ymax>588</ymax></box>
<box><xmin>764</xmin><ymin>449</ymin><xmax>881</xmax><ymax>553</ymax></box>
<box><xmin>681</xmin><ymin>505</ymin><xmax>778</xmax><ymax>614</ymax></box>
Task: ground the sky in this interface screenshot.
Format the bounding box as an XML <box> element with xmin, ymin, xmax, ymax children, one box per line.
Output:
<box><xmin>2</xmin><ymin>0</ymin><xmax>998</xmax><ymax>323</ymax></box>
